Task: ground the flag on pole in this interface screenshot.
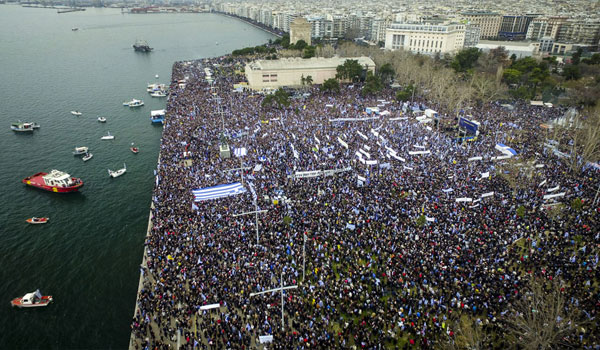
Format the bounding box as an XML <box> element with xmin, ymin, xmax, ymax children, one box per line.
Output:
<box><xmin>234</xmin><ymin>147</ymin><xmax>247</xmax><ymax>157</ymax></box>
<box><xmin>192</xmin><ymin>182</ymin><xmax>247</xmax><ymax>202</ymax></box>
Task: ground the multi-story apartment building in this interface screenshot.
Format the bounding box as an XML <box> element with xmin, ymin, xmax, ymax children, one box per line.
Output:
<box><xmin>526</xmin><ymin>17</ymin><xmax>568</xmax><ymax>40</ymax></box>
<box><xmin>498</xmin><ymin>14</ymin><xmax>538</xmax><ymax>40</ymax></box>
<box><xmin>464</xmin><ymin>25</ymin><xmax>481</xmax><ymax>47</ymax></box>
<box><xmin>556</xmin><ymin>20</ymin><xmax>600</xmax><ymax>48</ymax></box>
<box><xmin>371</xmin><ymin>17</ymin><xmax>392</xmax><ymax>44</ymax></box>
<box><xmin>332</xmin><ymin>15</ymin><xmax>347</xmax><ymax>38</ymax></box>
<box><xmin>461</xmin><ymin>12</ymin><xmax>501</xmax><ymax>39</ymax></box>
<box><xmin>385</xmin><ymin>23</ymin><xmax>465</xmax><ymax>55</ymax></box>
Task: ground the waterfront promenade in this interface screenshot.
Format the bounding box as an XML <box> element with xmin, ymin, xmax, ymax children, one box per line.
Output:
<box><xmin>129</xmin><ymin>56</ymin><xmax>599</xmax><ymax>349</ymax></box>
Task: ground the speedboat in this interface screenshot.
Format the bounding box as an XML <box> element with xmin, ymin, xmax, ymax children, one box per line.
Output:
<box><xmin>11</xmin><ymin>122</ymin><xmax>35</xmax><ymax>132</ymax></box>
<box><xmin>72</xmin><ymin>27</ymin><xmax>79</xmax><ymax>31</ymax></box>
<box><xmin>147</xmin><ymin>83</ymin><xmax>166</xmax><ymax>92</ymax></box>
<box><xmin>26</xmin><ymin>217</ymin><xmax>49</xmax><ymax>224</ymax></box>
<box><xmin>97</xmin><ymin>117</ymin><xmax>106</xmax><ymax>123</ymax></box>
<box><xmin>73</xmin><ymin>146</ymin><xmax>88</xmax><ymax>155</ymax></box>
<box><xmin>82</xmin><ymin>152</ymin><xmax>93</xmax><ymax>162</ymax></box>
<box><xmin>101</xmin><ymin>131</ymin><xmax>114</xmax><ymax>140</ymax></box>
<box><xmin>130</xmin><ymin>143</ymin><xmax>139</xmax><ymax>154</ymax></box>
<box><xmin>123</xmin><ymin>99</ymin><xmax>144</xmax><ymax>107</ymax></box>
<box><xmin>71</xmin><ymin>111</ymin><xmax>82</xmax><ymax>116</ymax></box>
<box><xmin>155</xmin><ymin>74</ymin><xmax>159</xmax><ymax>79</ymax></box>
<box><xmin>11</xmin><ymin>290</ymin><xmax>53</xmax><ymax>308</ymax></box>
<box><xmin>22</xmin><ymin>169</ymin><xmax>84</xmax><ymax>193</ymax></box>
<box><xmin>150</xmin><ymin>90</ymin><xmax>166</xmax><ymax>98</ymax></box>
<box><xmin>108</xmin><ymin>164</ymin><xmax>126</xmax><ymax>178</ymax></box>
<box><xmin>31</xmin><ymin>123</ymin><xmax>40</xmax><ymax>129</ymax></box>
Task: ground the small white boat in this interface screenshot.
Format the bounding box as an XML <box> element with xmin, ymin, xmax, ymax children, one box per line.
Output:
<box><xmin>73</xmin><ymin>146</ymin><xmax>89</xmax><ymax>155</ymax></box>
<box><xmin>147</xmin><ymin>83</ymin><xmax>166</xmax><ymax>92</ymax></box>
<box><xmin>150</xmin><ymin>90</ymin><xmax>166</xmax><ymax>98</ymax></box>
<box><xmin>11</xmin><ymin>122</ymin><xmax>35</xmax><ymax>132</ymax></box>
<box><xmin>123</xmin><ymin>99</ymin><xmax>144</xmax><ymax>107</ymax></box>
<box><xmin>82</xmin><ymin>152</ymin><xmax>93</xmax><ymax>162</ymax></box>
<box><xmin>11</xmin><ymin>290</ymin><xmax>53</xmax><ymax>308</ymax></box>
<box><xmin>31</xmin><ymin>122</ymin><xmax>41</xmax><ymax>129</ymax></box>
<box><xmin>155</xmin><ymin>74</ymin><xmax>159</xmax><ymax>79</ymax></box>
<box><xmin>101</xmin><ymin>131</ymin><xmax>114</xmax><ymax>140</ymax></box>
<box><xmin>71</xmin><ymin>111</ymin><xmax>82</xmax><ymax>116</ymax></box>
<box><xmin>108</xmin><ymin>164</ymin><xmax>126</xmax><ymax>178</ymax></box>
<box><xmin>97</xmin><ymin>117</ymin><xmax>107</xmax><ymax>123</ymax></box>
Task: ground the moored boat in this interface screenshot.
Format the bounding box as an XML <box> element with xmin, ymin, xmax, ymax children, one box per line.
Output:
<box><xmin>130</xmin><ymin>143</ymin><xmax>139</xmax><ymax>154</ymax></box>
<box><xmin>150</xmin><ymin>90</ymin><xmax>166</xmax><ymax>98</ymax></box>
<box><xmin>11</xmin><ymin>122</ymin><xmax>35</xmax><ymax>132</ymax></box>
<box><xmin>22</xmin><ymin>170</ymin><xmax>83</xmax><ymax>193</ymax></box>
<box><xmin>11</xmin><ymin>290</ymin><xmax>53</xmax><ymax>308</ymax></box>
<box><xmin>147</xmin><ymin>83</ymin><xmax>166</xmax><ymax>92</ymax></box>
<box><xmin>73</xmin><ymin>146</ymin><xmax>88</xmax><ymax>155</ymax></box>
<box><xmin>101</xmin><ymin>131</ymin><xmax>114</xmax><ymax>140</ymax></box>
<box><xmin>150</xmin><ymin>109</ymin><xmax>165</xmax><ymax>124</ymax></box>
<box><xmin>26</xmin><ymin>217</ymin><xmax>49</xmax><ymax>224</ymax></box>
<box><xmin>133</xmin><ymin>40</ymin><xmax>153</xmax><ymax>52</ymax></box>
<box><xmin>31</xmin><ymin>122</ymin><xmax>40</xmax><ymax>129</ymax></box>
<box><xmin>82</xmin><ymin>152</ymin><xmax>93</xmax><ymax>162</ymax></box>
<box><xmin>108</xmin><ymin>164</ymin><xmax>126</xmax><ymax>178</ymax></box>
<box><xmin>97</xmin><ymin>117</ymin><xmax>106</xmax><ymax>123</ymax></box>
<box><xmin>71</xmin><ymin>111</ymin><xmax>82</xmax><ymax>116</ymax></box>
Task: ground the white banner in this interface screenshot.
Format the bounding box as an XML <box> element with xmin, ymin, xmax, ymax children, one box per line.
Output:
<box><xmin>480</xmin><ymin>192</ymin><xmax>494</xmax><ymax>198</ymax></box>
<box><xmin>357</xmin><ymin>131</ymin><xmax>368</xmax><ymax>140</ymax></box>
<box><xmin>295</xmin><ymin>170</ymin><xmax>322</xmax><ymax>178</ymax></box>
<box><xmin>366</xmin><ymin>160</ymin><xmax>378</xmax><ymax>165</ymax></box>
<box><xmin>359</xmin><ymin>149</ymin><xmax>371</xmax><ymax>159</ymax></box>
<box><xmin>539</xmin><ymin>179</ymin><xmax>547</xmax><ymax>187</ymax></box>
<box><xmin>543</xmin><ymin>192</ymin><xmax>565</xmax><ymax>200</ymax></box>
<box><xmin>338</xmin><ymin>137</ymin><xmax>348</xmax><ymax>149</ymax></box>
<box><xmin>199</xmin><ymin>303</ymin><xmax>220</xmax><ymax>310</ymax></box>
<box><xmin>371</xmin><ymin>129</ymin><xmax>379</xmax><ymax>137</ymax></box>
<box><xmin>390</xmin><ymin>153</ymin><xmax>405</xmax><ymax>162</ymax></box>
<box><xmin>408</xmin><ymin>150</ymin><xmax>431</xmax><ymax>155</ymax></box>
<box><xmin>389</xmin><ymin>117</ymin><xmax>408</xmax><ymax>121</ymax></box>
<box><xmin>456</xmin><ymin>197</ymin><xmax>473</xmax><ymax>202</ymax></box>
<box><xmin>259</xmin><ymin>335</ymin><xmax>274</xmax><ymax>344</ymax></box>
<box><xmin>547</xmin><ymin>185</ymin><xmax>560</xmax><ymax>192</ymax></box>
<box><xmin>329</xmin><ymin>117</ymin><xmax>379</xmax><ymax>122</ymax></box>
<box><xmin>468</xmin><ymin>156</ymin><xmax>483</xmax><ymax>162</ymax></box>
<box><xmin>357</xmin><ymin>175</ymin><xmax>366</xmax><ymax>182</ymax></box>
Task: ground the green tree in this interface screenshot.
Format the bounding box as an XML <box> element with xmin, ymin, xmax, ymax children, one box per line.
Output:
<box><xmin>335</xmin><ymin>59</ymin><xmax>364</xmax><ymax>82</ymax></box>
<box><xmin>516</xmin><ymin>205</ymin><xmax>526</xmax><ymax>218</ymax></box>
<box><xmin>571</xmin><ymin>48</ymin><xmax>583</xmax><ymax>65</ymax></box>
<box><xmin>305</xmin><ymin>75</ymin><xmax>313</xmax><ymax>85</ymax></box>
<box><xmin>362</xmin><ymin>71</ymin><xmax>383</xmax><ymax>96</ymax></box>
<box><xmin>293</xmin><ymin>39</ymin><xmax>308</xmax><ymax>51</ymax></box>
<box><xmin>396</xmin><ymin>84</ymin><xmax>414</xmax><ymax>101</ymax></box>
<box><xmin>503</xmin><ymin>68</ymin><xmax>523</xmax><ymax>85</ymax></box>
<box><xmin>261</xmin><ymin>88</ymin><xmax>290</xmax><ymax>109</ymax></box>
<box><xmin>320</xmin><ymin>78</ymin><xmax>340</xmax><ymax>93</ymax></box>
<box><xmin>416</xmin><ymin>214</ymin><xmax>426</xmax><ymax>227</ymax></box>
<box><xmin>563</xmin><ymin>65</ymin><xmax>581</xmax><ymax>80</ymax></box>
<box><xmin>303</xmin><ymin>45</ymin><xmax>316</xmax><ymax>59</ymax></box>
<box><xmin>451</xmin><ymin>48</ymin><xmax>482</xmax><ymax>72</ymax></box>
<box><xmin>377</xmin><ymin>63</ymin><xmax>395</xmax><ymax>83</ymax></box>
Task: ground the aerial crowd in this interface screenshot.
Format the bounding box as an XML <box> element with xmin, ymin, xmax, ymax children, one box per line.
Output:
<box><xmin>130</xmin><ymin>56</ymin><xmax>599</xmax><ymax>350</ymax></box>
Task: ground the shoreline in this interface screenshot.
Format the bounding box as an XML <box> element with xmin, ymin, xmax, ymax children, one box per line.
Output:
<box><xmin>213</xmin><ymin>12</ymin><xmax>283</xmax><ymax>38</ymax></box>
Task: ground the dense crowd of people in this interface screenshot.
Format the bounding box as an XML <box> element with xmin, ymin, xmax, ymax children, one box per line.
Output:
<box><xmin>130</xmin><ymin>56</ymin><xmax>599</xmax><ymax>350</ymax></box>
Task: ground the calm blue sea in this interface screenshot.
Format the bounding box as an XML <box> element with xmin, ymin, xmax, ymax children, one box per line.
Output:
<box><xmin>0</xmin><ymin>6</ymin><xmax>274</xmax><ymax>349</ymax></box>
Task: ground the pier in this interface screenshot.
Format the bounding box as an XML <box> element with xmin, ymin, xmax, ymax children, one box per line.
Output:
<box><xmin>57</xmin><ymin>8</ymin><xmax>86</xmax><ymax>14</ymax></box>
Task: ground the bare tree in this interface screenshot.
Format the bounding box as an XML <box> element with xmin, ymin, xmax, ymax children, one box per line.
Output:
<box><xmin>443</xmin><ymin>316</ymin><xmax>491</xmax><ymax>350</ymax></box>
<box><xmin>504</xmin><ymin>277</ymin><xmax>584</xmax><ymax>350</ymax></box>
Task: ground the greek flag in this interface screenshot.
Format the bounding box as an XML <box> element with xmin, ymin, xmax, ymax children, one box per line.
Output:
<box><xmin>234</xmin><ymin>147</ymin><xmax>247</xmax><ymax>157</ymax></box>
<box><xmin>192</xmin><ymin>182</ymin><xmax>247</xmax><ymax>202</ymax></box>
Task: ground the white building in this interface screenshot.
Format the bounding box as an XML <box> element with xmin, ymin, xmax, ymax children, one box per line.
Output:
<box><xmin>245</xmin><ymin>56</ymin><xmax>376</xmax><ymax>90</ymax></box>
<box><xmin>384</xmin><ymin>23</ymin><xmax>465</xmax><ymax>55</ymax></box>
<box><xmin>476</xmin><ymin>40</ymin><xmax>539</xmax><ymax>58</ymax></box>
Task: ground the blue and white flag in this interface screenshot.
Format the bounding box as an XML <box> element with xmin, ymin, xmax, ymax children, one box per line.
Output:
<box><xmin>234</xmin><ymin>147</ymin><xmax>247</xmax><ymax>157</ymax></box>
<box><xmin>192</xmin><ymin>182</ymin><xmax>247</xmax><ymax>202</ymax></box>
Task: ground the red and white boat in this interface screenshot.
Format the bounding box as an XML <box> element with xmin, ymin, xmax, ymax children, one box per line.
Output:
<box><xmin>22</xmin><ymin>170</ymin><xmax>84</xmax><ymax>193</ymax></box>
<box><xmin>130</xmin><ymin>147</ymin><xmax>139</xmax><ymax>154</ymax></box>
<box><xmin>26</xmin><ymin>217</ymin><xmax>49</xmax><ymax>224</ymax></box>
<box><xmin>11</xmin><ymin>290</ymin><xmax>53</xmax><ymax>308</ymax></box>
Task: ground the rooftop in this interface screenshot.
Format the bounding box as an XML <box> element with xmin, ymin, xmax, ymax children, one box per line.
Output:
<box><xmin>246</xmin><ymin>56</ymin><xmax>376</xmax><ymax>71</ymax></box>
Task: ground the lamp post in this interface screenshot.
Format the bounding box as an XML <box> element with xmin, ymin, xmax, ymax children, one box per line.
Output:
<box><xmin>233</xmin><ymin>204</ymin><xmax>268</xmax><ymax>246</ymax></box>
<box><xmin>249</xmin><ymin>272</ymin><xmax>298</xmax><ymax>330</ymax></box>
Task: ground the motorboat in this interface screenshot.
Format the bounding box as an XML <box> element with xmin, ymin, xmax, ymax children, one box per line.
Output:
<box><xmin>97</xmin><ymin>117</ymin><xmax>106</xmax><ymax>123</ymax></box>
<box><xmin>123</xmin><ymin>99</ymin><xmax>144</xmax><ymax>107</ymax></box>
<box><xmin>108</xmin><ymin>164</ymin><xmax>126</xmax><ymax>178</ymax></box>
<box><xmin>133</xmin><ymin>40</ymin><xmax>153</xmax><ymax>52</ymax></box>
<box><xmin>73</xmin><ymin>146</ymin><xmax>88</xmax><ymax>155</ymax></box>
<box><xmin>11</xmin><ymin>122</ymin><xmax>35</xmax><ymax>132</ymax></box>
<box><xmin>22</xmin><ymin>169</ymin><xmax>84</xmax><ymax>193</ymax></box>
<box><xmin>26</xmin><ymin>217</ymin><xmax>49</xmax><ymax>224</ymax></box>
<box><xmin>130</xmin><ymin>143</ymin><xmax>139</xmax><ymax>154</ymax></box>
<box><xmin>11</xmin><ymin>290</ymin><xmax>53</xmax><ymax>308</ymax></box>
<box><xmin>82</xmin><ymin>152</ymin><xmax>93</xmax><ymax>162</ymax></box>
<box><xmin>101</xmin><ymin>131</ymin><xmax>114</xmax><ymax>140</ymax></box>
<box><xmin>72</xmin><ymin>27</ymin><xmax>79</xmax><ymax>31</ymax></box>
<box><xmin>31</xmin><ymin>122</ymin><xmax>40</xmax><ymax>129</ymax></box>
<box><xmin>71</xmin><ymin>111</ymin><xmax>82</xmax><ymax>116</ymax></box>
<box><xmin>147</xmin><ymin>83</ymin><xmax>166</xmax><ymax>92</ymax></box>
<box><xmin>155</xmin><ymin>74</ymin><xmax>159</xmax><ymax>79</ymax></box>
<box><xmin>150</xmin><ymin>109</ymin><xmax>165</xmax><ymax>124</ymax></box>
<box><xmin>150</xmin><ymin>90</ymin><xmax>166</xmax><ymax>98</ymax></box>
